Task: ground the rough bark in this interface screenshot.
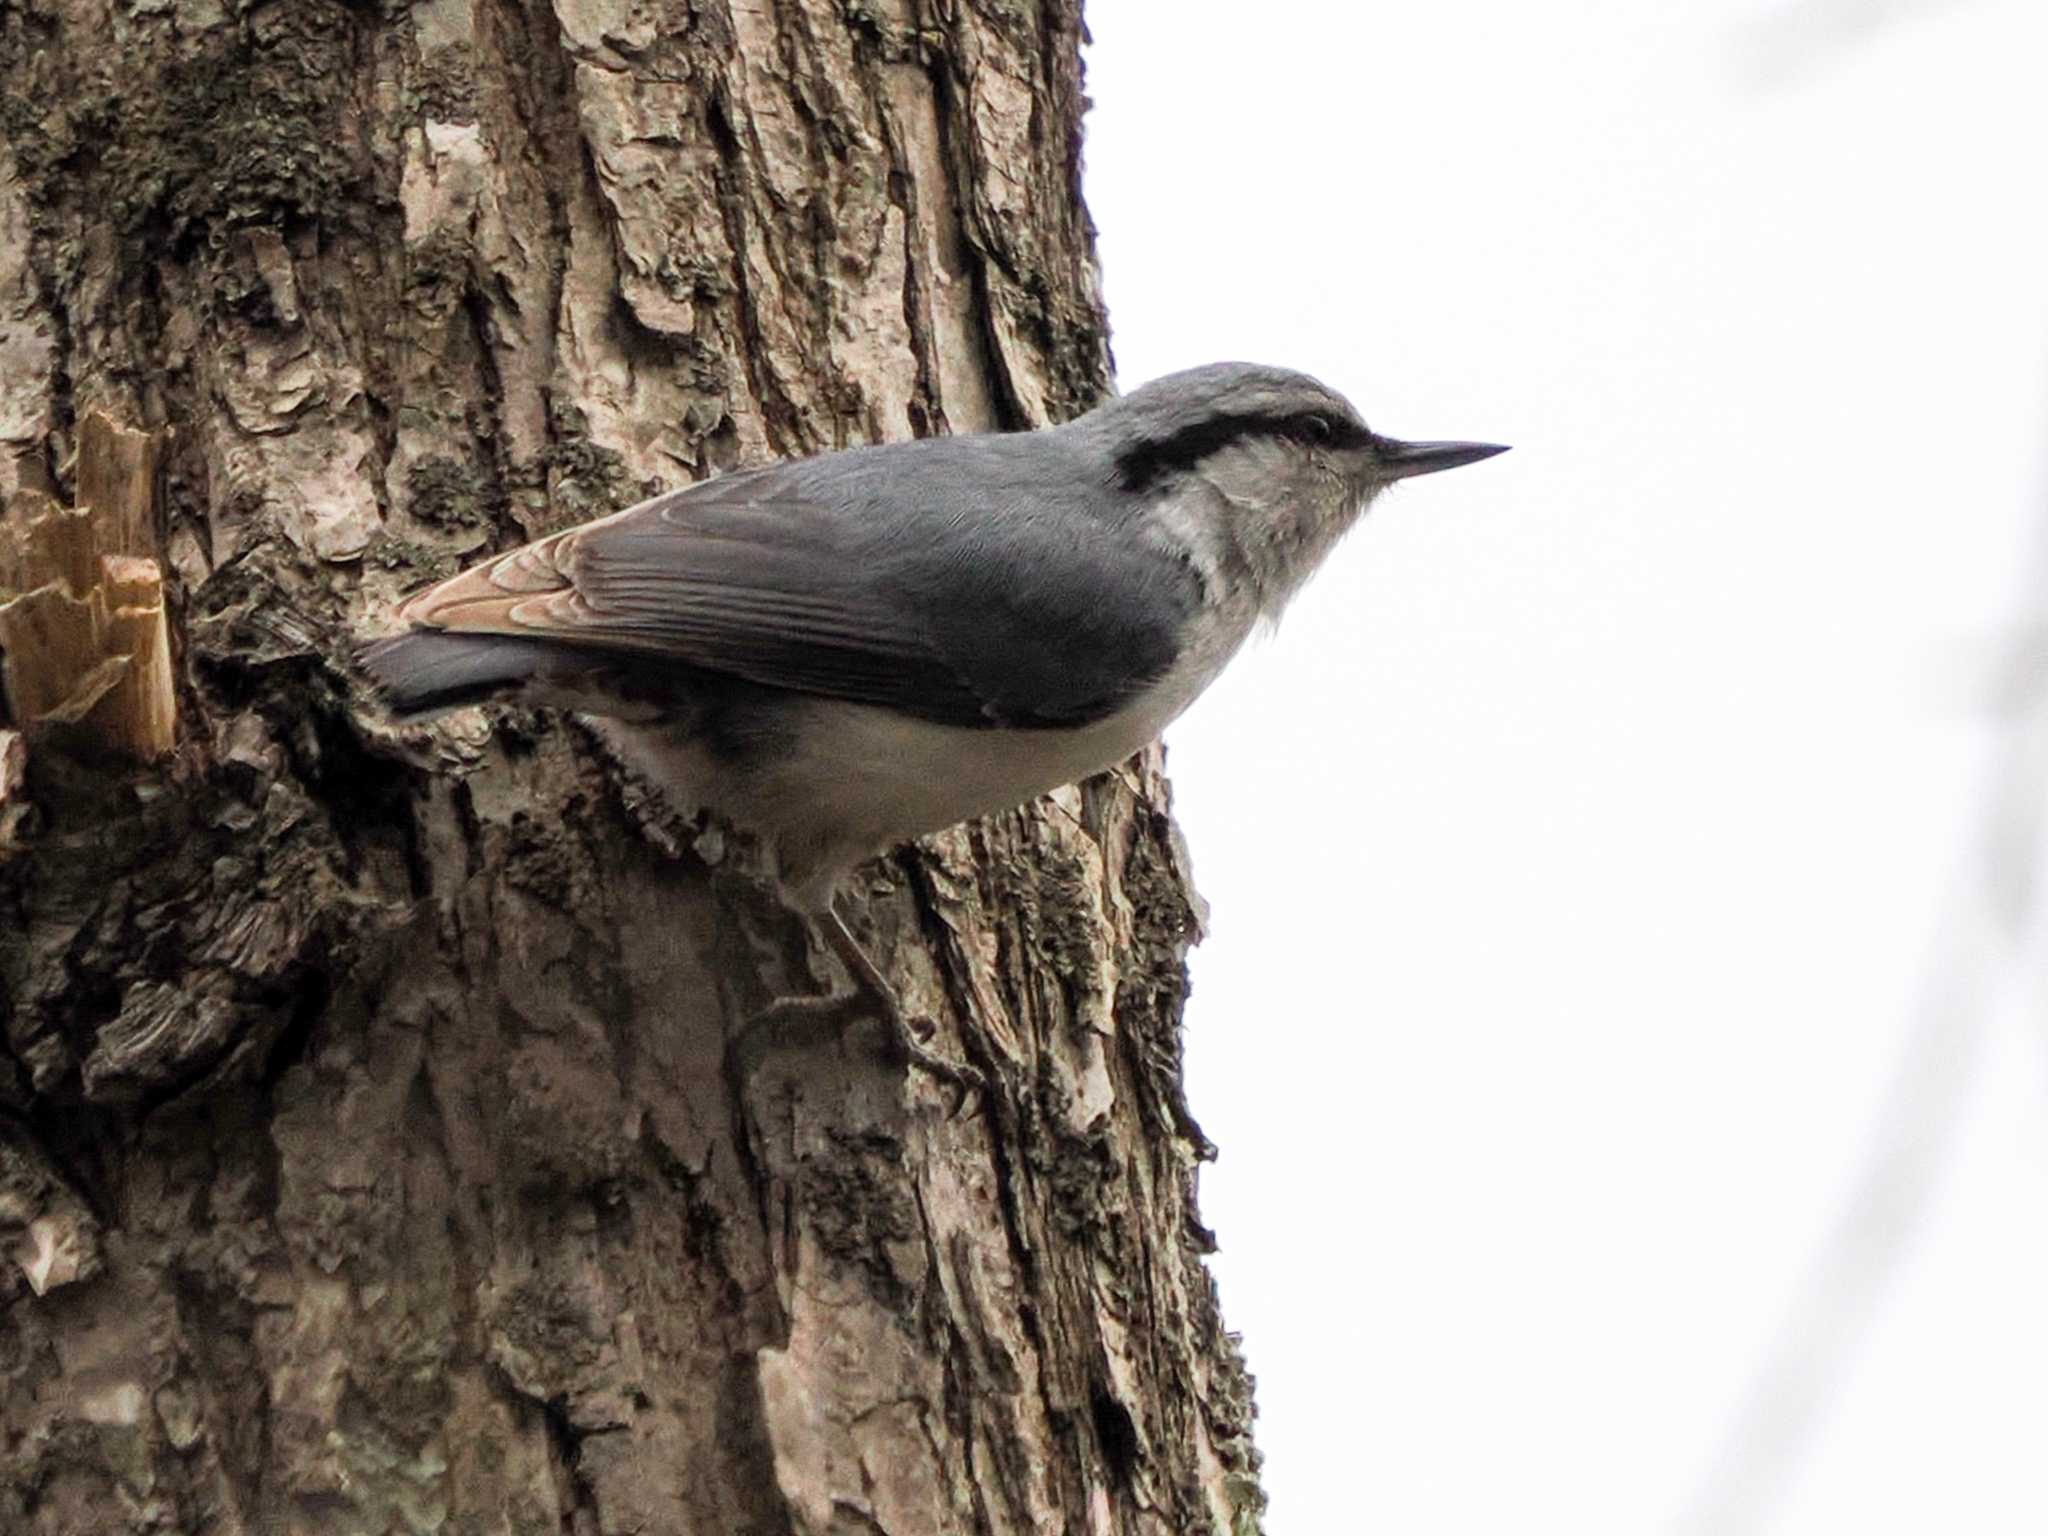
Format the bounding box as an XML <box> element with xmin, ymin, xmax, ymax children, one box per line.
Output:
<box><xmin>0</xmin><ymin>1</ymin><xmax>1264</xmax><ymax>1532</ymax></box>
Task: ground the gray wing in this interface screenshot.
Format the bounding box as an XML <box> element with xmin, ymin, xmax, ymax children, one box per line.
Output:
<box><xmin>391</xmin><ymin>442</ymin><xmax>1202</xmax><ymax>730</ymax></box>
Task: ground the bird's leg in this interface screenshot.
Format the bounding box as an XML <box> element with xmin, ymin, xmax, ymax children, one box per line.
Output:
<box><xmin>740</xmin><ymin>899</ymin><xmax>982</xmax><ymax>1094</ymax></box>
<box><xmin>814</xmin><ymin>907</ymin><xmax>982</xmax><ymax>1090</ymax></box>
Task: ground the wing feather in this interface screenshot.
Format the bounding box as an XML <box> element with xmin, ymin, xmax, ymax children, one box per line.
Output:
<box><xmin>389</xmin><ymin>442</ymin><xmax>1199</xmax><ymax>729</ymax></box>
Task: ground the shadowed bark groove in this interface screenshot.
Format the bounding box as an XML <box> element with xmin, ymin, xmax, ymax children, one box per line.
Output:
<box><xmin>0</xmin><ymin>0</ymin><xmax>1266</xmax><ymax>1531</ymax></box>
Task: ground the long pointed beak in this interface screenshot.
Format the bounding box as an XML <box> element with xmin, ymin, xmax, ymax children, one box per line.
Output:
<box><xmin>1372</xmin><ymin>436</ymin><xmax>1511</xmax><ymax>479</ymax></box>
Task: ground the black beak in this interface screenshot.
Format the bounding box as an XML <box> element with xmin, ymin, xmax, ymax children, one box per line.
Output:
<box><xmin>1372</xmin><ymin>436</ymin><xmax>1511</xmax><ymax>479</ymax></box>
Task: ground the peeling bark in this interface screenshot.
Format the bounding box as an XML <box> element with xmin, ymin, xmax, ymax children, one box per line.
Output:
<box><xmin>0</xmin><ymin>1</ymin><xmax>1264</xmax><ymax>1532</ymax></box>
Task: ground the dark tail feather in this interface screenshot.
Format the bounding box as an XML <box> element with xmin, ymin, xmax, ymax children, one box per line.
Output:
<box><xmin>359</xmin><ymin>630</ymin><xmax>568</xmax><ymax>720</ymax></box>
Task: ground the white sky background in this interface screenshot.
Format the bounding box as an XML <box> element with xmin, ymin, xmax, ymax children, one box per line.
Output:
<box><xmin>1082</xmin><ymin>2</ymin><xmax>2048</xmax><ymax>1531</ymax></box>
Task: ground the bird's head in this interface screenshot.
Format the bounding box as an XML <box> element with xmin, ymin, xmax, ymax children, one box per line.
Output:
<box><xmin>1105</xmin><ymin>360</ymin><xmax>1506</xmax><ymax>497</ymax></box>
<box><xmin>1086</xmin><ymin>361</ymin><xmax>1507</xmax><ymax>612</ymax></box>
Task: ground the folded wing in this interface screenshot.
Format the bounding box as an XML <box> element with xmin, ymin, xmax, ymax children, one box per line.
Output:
<box><xmin>389</xmin><ymin>453</ymin><xmax>1199</xmax><ymax>730</ymax></box>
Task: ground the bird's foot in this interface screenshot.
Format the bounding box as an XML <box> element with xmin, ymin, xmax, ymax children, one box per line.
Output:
<box><xmin>873</xmin><ymin>1006</ymin><xmax>983</xmax><ymax>1099</ymax></box>
<box><xmin>816</xmin><ymin>903</ymin><xmax>984</xmax><ymax>1101</ymax></box>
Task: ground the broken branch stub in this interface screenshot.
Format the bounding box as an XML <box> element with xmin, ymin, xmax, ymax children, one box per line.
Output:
<box><xmin>0</xmin><ymin>412</ymin><xmax>175</xmax><ymax>762</ymax></box>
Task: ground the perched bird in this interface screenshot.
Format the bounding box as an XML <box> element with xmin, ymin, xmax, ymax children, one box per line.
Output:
<box><xmin>361</xmin><ymin>362</ymin><xmax>1506</xmax><ymax>1078</ymax></box>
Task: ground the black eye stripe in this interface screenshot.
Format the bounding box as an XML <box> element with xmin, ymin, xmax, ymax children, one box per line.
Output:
<box><xmin>1115</xmin><ymin>409</ymin><xmax>1368</xmax><ymax>489</ymax></box>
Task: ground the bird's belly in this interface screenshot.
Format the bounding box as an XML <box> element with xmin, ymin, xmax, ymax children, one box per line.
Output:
<box><xmin>593</xmin><ymin>613</ymin><xmax>1249</xmax><ymax>901</ymax></box>
<box><xmin>763</xmin><ymin>640</ymin><xmax>1236</xmax><ymax>856</ymax></box>
<box><xmin>768</xmin><ymin>701</ymin><xmax>1157</xmax><ymax>846</ymax></box>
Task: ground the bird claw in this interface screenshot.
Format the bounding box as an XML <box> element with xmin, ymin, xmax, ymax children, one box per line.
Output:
<box><xmin>883</xmin><ymin>1015</ymin><xmax>984</xmax><ymax>1105</ymax></box>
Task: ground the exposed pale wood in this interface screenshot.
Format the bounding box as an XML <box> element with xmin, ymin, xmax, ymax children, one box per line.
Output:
<box><xmin>93</xmin><ymin>556</ymin><xmax>176</xmax><ymax>761</ymax></box>
<box><xmin>0</xmin><ymin>423</ymin><xmax>175</xmax><ymax>760</ymax></box>
<box><xmin>0</xmin><ymin>492</ymin><xmax>95</xmax><ymax>598</ymax></box>
<box><xmin>73</xmin><ymin>411</ymin><xmax>162</xmax><ymax>563</ymax></box>
<box><xmin>0</xmin><ymin>582</ymin><xmax>114</xmax><ymax>723</ymax></box>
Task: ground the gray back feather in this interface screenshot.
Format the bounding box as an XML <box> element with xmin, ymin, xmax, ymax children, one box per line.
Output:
<box><xmin>515</xmin><ymin>429</ymin><xmax>1202</xmax><ymax>729</ymax></box>
<box><xmin>373</xmin><ymin>363</ymin><xmax>1366</xmax><ymax>731</ymax></box>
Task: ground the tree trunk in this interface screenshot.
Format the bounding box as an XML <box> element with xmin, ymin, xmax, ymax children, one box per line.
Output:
<box><xmin>0</xmin><ymin>1</ymin><xmax>1264</xmax><ymax>1532</ymax></box>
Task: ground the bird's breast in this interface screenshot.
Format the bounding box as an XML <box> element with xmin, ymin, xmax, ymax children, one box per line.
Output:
<box><xmin>740</xmin><ymin>599</ymin><xmax>1259</xmax><ymax>859</ymax></box>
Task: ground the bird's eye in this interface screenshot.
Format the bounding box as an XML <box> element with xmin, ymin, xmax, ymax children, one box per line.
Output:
<box><xmin>1301</xmin><ymin>414</ymin><xmax>1333</xmax><ymax>442</ymax></box>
